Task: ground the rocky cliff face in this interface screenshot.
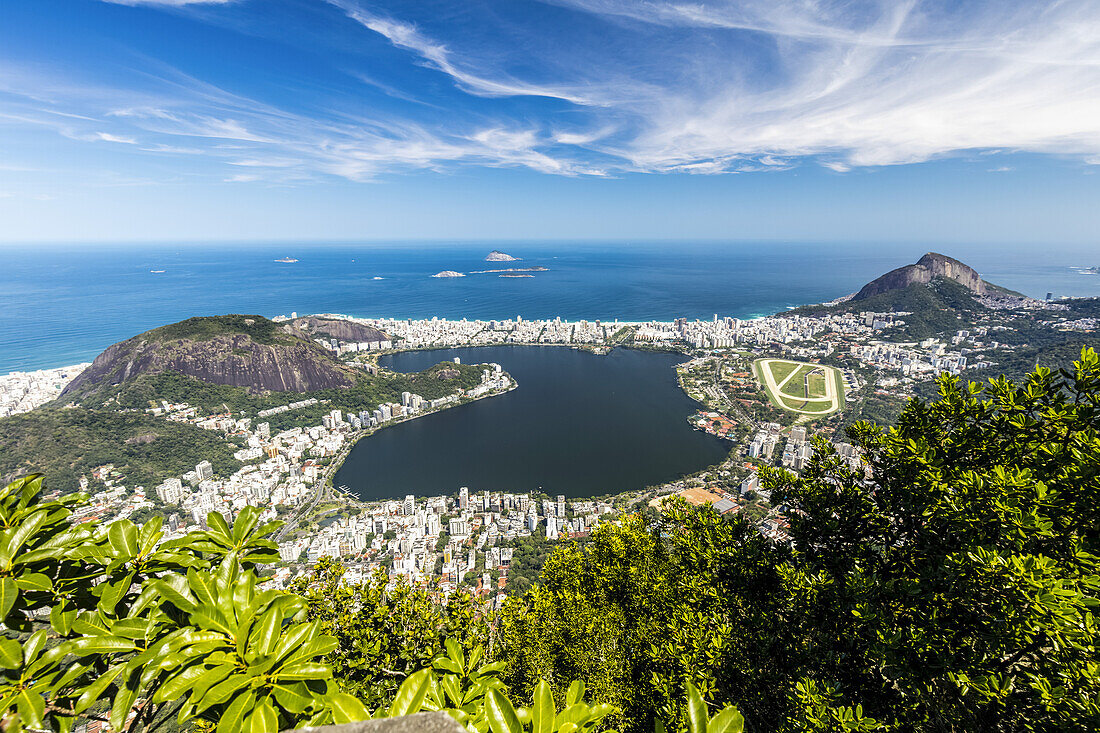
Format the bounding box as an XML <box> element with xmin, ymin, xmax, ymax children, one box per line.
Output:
<box><xmin>290</xmin><ymin>317</ymin><xmax>388</xmax><ymax>344</ymax></box>
<box><xmin>853</xmin><ymin>252</ymin><xmax>986</xmax><ymax>301</ymax></box>
<box><xmin>61</xmin><ymin>317</ymin><xmax>357</xmax><ymax>401</ymax></box>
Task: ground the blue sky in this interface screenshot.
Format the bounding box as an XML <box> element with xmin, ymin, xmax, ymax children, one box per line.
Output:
<box><xmin>1</xmin><ymin>0</ymin><xmax>1099</xmax><ymax>243</ymax></box>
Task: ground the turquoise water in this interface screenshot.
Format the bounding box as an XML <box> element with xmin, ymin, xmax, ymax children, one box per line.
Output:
<box><xmin>1</xmin><ymin>241</ymin><xmax>1096</xmax><ymax>372</ymax></box>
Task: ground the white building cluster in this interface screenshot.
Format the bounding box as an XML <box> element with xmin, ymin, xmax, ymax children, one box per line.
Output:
<box><xmin>273</xmin><ymin>488</ymin><xmax>615</xmax><ymax>606</ymax></box>
<box><xmin>848</xmin><ymin>330</ymin><xmax>995</xmax><ymax>375</ymax></box>
<box><xmin>0</xmin><ymin>363</ymin><xmax>89</xmax><ymax>417</ymax></box>
<box><xmin>303</xmin><ymin>315</ymin><xmax>629</xmax><ymax>350</ymax></box>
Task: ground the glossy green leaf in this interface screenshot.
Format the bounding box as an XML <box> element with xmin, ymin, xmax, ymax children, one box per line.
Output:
<box><xmin>216</xmin><ymin>689</ymin><xmax>254</xmax><ymax>733</ymax></box>
<box><xmin>0</xmin><ymin>637</ymin><xmax>21</xmax><ymax>672</ymax></box>
<box><xmin>486</xmin><ymin>688</ymin><xmax>523</xmax><ymax>733</ymax></box>
<box><xmin>708</xmin><ymin>706</ymin><xmax>745</xmax><ymax>733</ymax></box>
<box><xmin>685</xmin><ymin>682</ymin><xmax>707</xmax><ymax>733</ymax></box>
<box><xmin>332</xmin><ymin>692</ymin><xmax>371</xmax><ymax>723</ymax></box>
<box><xmin>565</xmin><ymin>680</ymin><xmax>585</xmax><ymax>706</ymax></box>
<box><xmin>0</xmin><ymin>577</ymin><xmax>16</xmax><ymax>621</ymax></box>
<box><xmin>389</xmin><ymin>668</ymin><xmax>432</xmax><ymax>717</ymax></box>
<box><xmin>532</xmin><ymin>680</ymin><xmax>554</xmax><ymax>733</ymax></box>
<box><xmin>250</xmin><ymin>698</ymin><xmax>279</xmax><ymax>733</ymax></box>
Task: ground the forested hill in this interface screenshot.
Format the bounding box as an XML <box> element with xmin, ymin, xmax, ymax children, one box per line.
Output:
<box><xmin>785</xmin><ymin>253</ymin><xmax>1033</xmax><ymax>339</ymax></box>
<box><xmin>60</xmin><ymin>315</ymin><xmax>359</xmax><ymax>405</ymax></box>
<box><xmin>789</xmin><ymin>276</ymin><xmax>988</xmax><ymax>339</ymax></box>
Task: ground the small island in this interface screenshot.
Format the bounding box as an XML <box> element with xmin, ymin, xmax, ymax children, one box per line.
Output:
<box><xmin>431</xmin><ymin>270</ymin><xmax>466</xmax><ymax>278</ymax></box>
<box><xmin>470</xmin><ymin>266</ymin><xmax>549</xmax><ymax>274</ymax></box>
<box><xmin>486</xmin><ymin>250</ymin><xmax>519</xmax><ymax>262</ymax></box>
<box><xmin>500</xmin><ymin>273</ymin><xmax>534</xmax><ymax>278</ymax></box>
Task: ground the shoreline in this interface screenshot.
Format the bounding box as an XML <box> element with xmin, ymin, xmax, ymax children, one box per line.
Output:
<box><xmin>316</xmin><ymin>377</ymin><xmax>519</xmax><ymax>507</ymax></box>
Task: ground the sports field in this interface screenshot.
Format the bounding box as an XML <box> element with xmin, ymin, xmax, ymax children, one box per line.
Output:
<box><xmin>753</xmin><ymin>359</ymin><xmax>844</xmax><ymax>415</ymax></box>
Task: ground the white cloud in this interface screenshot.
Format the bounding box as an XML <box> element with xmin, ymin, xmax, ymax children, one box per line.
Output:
<box><xmin>100</xmin><ymin>0</ymin><xmax>233</xmax><ymax>6</ymax></box>
<box><xmin>326</xmin><ymin>1</ymin><xmax>597</xmax><ymax>105</ymax></box>
<box><xmin>95</xmin><ymin>132</ymin><xmax>137</xmax><ymax>144</ymax></box>
<box><xmin>8</xmin><ymin>0</ymin><xmax>1100</xmax><ymax>182</ymax></box>
<box><xmin>553</xmin><ymin>0</ymin><xmax>1100</xmax><ymax>170</ymax></box>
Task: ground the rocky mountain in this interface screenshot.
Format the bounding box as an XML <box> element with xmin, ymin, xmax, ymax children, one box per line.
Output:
<box><xmin>60</xmin><ymin>315</ymin><xmax>358</xmax><ymax>403</ymax></box>
<box><xmin>290</xmin><ymin>316</ymin><xmax>388</xmax><ymax>344</ymax></box>
<box><xmin>853</xmin><ymin>252</ymin><xmax>986</xmax><ymax>301</ymax></box>
<box><xmin>486</xmin><ymin>250</ymin><xmax>519</xmax><ymax>261</ymax></box>
<box><xmin>787</xmin><ymin>252</ymin><xmax>1030</xmax><ymax>339</ymax></box>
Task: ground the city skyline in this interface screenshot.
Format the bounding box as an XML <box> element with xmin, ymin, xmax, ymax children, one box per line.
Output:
<box><xmin>2</xmin><ymin>0</ymin><xmax>1100</xmax><ymax>243</ymax></box>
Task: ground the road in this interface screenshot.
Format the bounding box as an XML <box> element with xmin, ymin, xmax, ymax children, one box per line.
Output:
<box><xmin>274</xmin><ymin>445</ymin><xmax>348</xmax><ymax>542</ymax></box>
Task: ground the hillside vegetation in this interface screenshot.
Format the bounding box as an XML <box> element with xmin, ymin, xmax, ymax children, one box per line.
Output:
<box><xmin>147</xmin><ymin>314</ymin><xmax>297</xmax><ymax>346</ymax></box>
<box><xmin>60</xmin><ymin>315</ymin><xmax>359</xmax><ymax>402</ymax></box>
<box><xmin>791</xmin><ymin>277</ymin><xmax>986</xmax><ymax>339</ymax></box>
<box><xmin>0</xmin><ymin>361</ymin><xmax>485</xmax><ymax>493</ymax></box>
<box><xmin>0</xmin><ymin>407</ymin><xmax>240</xmax><ymax>494</ymax></box>
<box><xmin>3</xmin><ymin>350</ymin><xmax>1098</xmax><ymax>732</ymax></box>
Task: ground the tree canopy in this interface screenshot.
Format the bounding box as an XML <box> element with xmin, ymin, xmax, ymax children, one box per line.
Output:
<box><xmin>496</xmin><ymin>348</ymin><xmax>1100</xmax><ymax>732</ymax></box>
<box><xmin>2</xmin><ymin>349</ymin><xmax>1098</xmax><ymax>732</ymax></box>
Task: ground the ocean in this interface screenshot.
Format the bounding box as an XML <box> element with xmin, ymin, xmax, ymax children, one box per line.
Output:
<box><xmin>1</xmin><ymin>240</ymin><xmax>1097</xmax><ymax>373</ymax></box>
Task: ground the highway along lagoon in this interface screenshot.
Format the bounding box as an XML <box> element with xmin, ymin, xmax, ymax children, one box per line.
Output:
<box><xmin>334</xmin><ymin>346</ymin><xmax>731</xmax><ymax>500</ymax></box>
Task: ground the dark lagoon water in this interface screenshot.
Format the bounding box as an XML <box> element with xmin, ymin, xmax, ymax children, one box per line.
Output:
<box><xmin>333</xmin><ymin>346</ymin><xmax>730</xmax><ymax>500</ymax></box>
<box><xmin>3</xmin><ymin>240</ymin><xmax>1098</xmax><ymax>373</ymax></box>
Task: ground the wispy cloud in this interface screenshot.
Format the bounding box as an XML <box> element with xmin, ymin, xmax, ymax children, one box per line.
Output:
<box><xmin>100</xmin><ymin>0</ymin><xmax>233</xmax><ymax>6</ymax></box>
<box><xmin>325</xmin><ymin>0</ymin><xmax>597</xmax><ymax>106</ymax></box>
<box><xmin>7</xmin><ymin>0</ymin><xmax>1100</xmax><ymax>183</ymax></box>
<box><xmin>94</xmin><ymin>132</ymin><xmax>137</xmax><ymax>144</ymax></box>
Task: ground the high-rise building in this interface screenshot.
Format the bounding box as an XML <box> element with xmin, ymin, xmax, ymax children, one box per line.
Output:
<box><xmin>195</xmin><ymin>460</ymin><xmax>213</xmax><ymax>481</ymax></box>
<box><xmin>458</xmin><ymin>486</ymin><xmax>469</xmax><ymax>510</ymax></box>
<box><xmin>403</xmin><ymin>494</ymin><xmax>415</xmax><ymax>515</ymax></box>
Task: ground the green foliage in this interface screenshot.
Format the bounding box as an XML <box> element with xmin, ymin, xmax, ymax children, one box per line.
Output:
<box><xmin>682</xmin><ymin>681</ymin><xmax>744</xmax><ymax>733</ymax></box>
<box><xmin>0</xmin><ymin>478</ymin><xmax>343</xmax><ymax>732</ymax></box>
<box><xmin>500</xmin><ymin>348</ymin><xmax>1100</xmax><ymax>732</ymax></box>
<box><xmin>0</xmin><ymin>476</ymin><xmax>729</xmax><ymax>733</ymax></box>
<box><xmin>791</xmin><ymin>278</ymin><xmax>984</xmax><ymax>339</ymax></box>
<box><xmin>147</xmin><ymin>315</ymin><xmax>293</xmax><ymax>346</ymax></box>
<box><xmin>0</xmin><ymin>407</ymin><xmax>240</xmax><ymax>494</ymax></box>
<box><xmin>323</xmin><ymin>659</ymin><xmax>621</xmax><ymax>733</ymax></box>
<box><xmin>504</xmin><ymin>533</ymin><xmax>558</xmax><ymax>597</ymax></box>
<box><xmin>763</xmin><ymin>347</ymin><xmax>1100</xmax><ymax>730</ymax></box>
<box><xmin>497</xmin><ymin>509</ymin><xmax>768</xmax><ymax>732</ymax></box>
<box><xmin>289</xmin><ymin>558</ymin><xmax>491</xmax><ymax>709</ymax></box>
<box><xmin>92</xmin><ymin>362</ymin><xmax>486</xmax><ymax>430</ymax></box>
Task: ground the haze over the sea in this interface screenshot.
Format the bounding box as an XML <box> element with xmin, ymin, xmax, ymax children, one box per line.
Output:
<box><xmin>2</xmin><ymin>240</ymin><xmax>1097</xmax><ymax>374</ymax></box>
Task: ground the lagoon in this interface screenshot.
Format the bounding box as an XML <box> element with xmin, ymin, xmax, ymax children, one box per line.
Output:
<box><xmin>333</xmin><ymin>346</ymin><xmax>730</xmax><ymax>500</ymax></box>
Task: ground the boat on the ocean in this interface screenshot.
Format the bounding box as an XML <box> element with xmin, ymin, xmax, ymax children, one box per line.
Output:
<box><xmin>149</xmin><ymin>270</ymin><xmax>166</xmax><ymax>273</ymax></box>
<box><xmin>274</xmin><ymin>257</ymin><xmax>299</xmax><ymax>263</ymax></box>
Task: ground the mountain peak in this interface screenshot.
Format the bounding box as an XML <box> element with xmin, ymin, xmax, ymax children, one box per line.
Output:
<box><xmin>60</xmin><ymin>315</ymin><xmax>358</xmax><ymax>403</ymax></box>
<box><xmin>854</xmin><ymin>253</ymin><xmax>985</xmax><ymax>301</ymax></box>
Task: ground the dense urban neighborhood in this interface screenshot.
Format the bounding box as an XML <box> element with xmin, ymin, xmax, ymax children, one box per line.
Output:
<box><xmin>8</xmin><ymin>278</ymin><xmax>1094</xmax><ymax>611</ymax></box>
